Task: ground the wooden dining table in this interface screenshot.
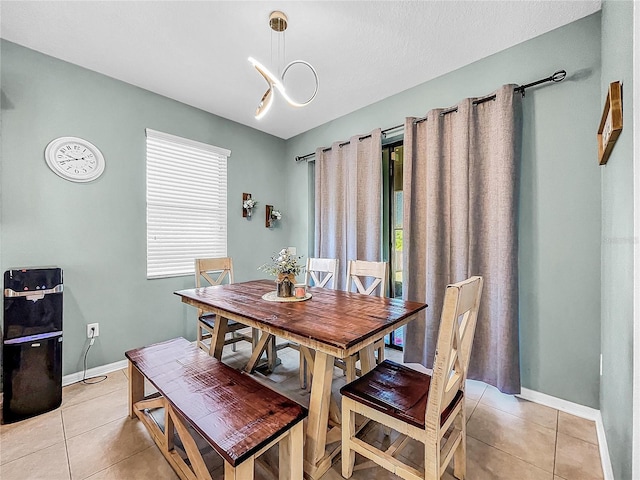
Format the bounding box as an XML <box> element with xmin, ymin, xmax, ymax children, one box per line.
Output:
<box><xmin>175</xmin><ymin>279</ymin><xmax>427</xmax><ymax>480</ymax></box>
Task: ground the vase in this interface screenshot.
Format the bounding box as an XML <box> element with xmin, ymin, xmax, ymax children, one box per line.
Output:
<box><xmin>246</xmin><ymin>208</ymin><xmax>252</xmax><ymax>217</ymax></box>
<box><xmin>276</xmin><ymin>274</ymin><xmax>295</xmax><ymax>298</ymax></box>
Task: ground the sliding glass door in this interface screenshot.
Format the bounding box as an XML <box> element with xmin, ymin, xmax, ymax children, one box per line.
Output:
<box><xmin>383</xmin><ymin>141</ymin><xmax>404</xmax><ymax>349</ymax></box>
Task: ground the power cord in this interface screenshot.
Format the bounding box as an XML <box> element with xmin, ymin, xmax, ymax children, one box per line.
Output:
<box><xmin>82</xmin><ymin>327</ymin><xmax>107</xmax><ymax>385</ymax></box>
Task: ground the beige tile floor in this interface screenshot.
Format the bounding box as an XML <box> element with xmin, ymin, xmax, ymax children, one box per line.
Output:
<box><xmin>0</xmin><ymin>338</ymin><xmax>604</xmax><ymax>480</ymax></box>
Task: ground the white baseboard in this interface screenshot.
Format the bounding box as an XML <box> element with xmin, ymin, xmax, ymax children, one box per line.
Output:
<box><xmin>518</xmin><ymin>387</ymin><xmax>600</xmax><ymax>420</ymax></box>
<box><xmin>519</xmin><ymin>388</ymin><xmax>614</xmax><ymax>480</ymax></box>
<box><xmin>62</xmin><ymin>359</ymin><xmax>128</xmax><ymax>387</ymax></box>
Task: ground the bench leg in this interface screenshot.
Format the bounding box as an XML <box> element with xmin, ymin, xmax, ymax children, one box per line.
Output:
<box><xmin>279</xmin><ymin>422</ymin><xmax>304</xmax><ymax>480</ymax></box>
<box><xmin>224</xmin><ymin>457</ymin><xmax>254</xmax><ymax>480</ymax></box>
<box><xmin>128</xmin><ymin>361</ymin><xmax>144</xmax><ymax>419</ymax></box>
<box><xmin>168</xmin><ymin>404</ymin><xmax>213</xmax><ymax>480</ymax></box>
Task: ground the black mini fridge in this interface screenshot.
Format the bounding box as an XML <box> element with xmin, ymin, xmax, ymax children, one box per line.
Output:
<box><xmin>3</xmin><ymin>268</ymin><xmax>63</xmax><ymax>423</ymax></box>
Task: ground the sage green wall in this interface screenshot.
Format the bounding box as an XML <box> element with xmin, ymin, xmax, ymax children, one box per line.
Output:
<box><xmin>0</xmin><ymin>40</ymin><xmax>290</xmax><ymax>376</ymax></box>
<box><xmin>599</xmin><ymin>1</ymin><xmax>634</xmax><ymax>478</ymax></box>
<box><xmin>285</xmin><ymin>14</ymin><xmax>603</xmax><ymax>407</ymax></box>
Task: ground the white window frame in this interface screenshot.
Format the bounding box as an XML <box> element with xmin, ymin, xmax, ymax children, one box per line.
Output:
<box><xmin>146</xmin><ymin>128</ymin><xmax>229</xmax><ymax>279</ymax></box>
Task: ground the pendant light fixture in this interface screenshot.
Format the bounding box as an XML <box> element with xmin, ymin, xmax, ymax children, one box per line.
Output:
<box><xmin>249</xmin><ymin>11</ymin><xmax>319</xmax><ymax>120</ymax></box>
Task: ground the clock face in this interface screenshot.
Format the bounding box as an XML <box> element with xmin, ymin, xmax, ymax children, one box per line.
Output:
<box><xmin>45</xmin><ymin>136</ymin><xmax>105</xmax><ymax>182</ymax></box>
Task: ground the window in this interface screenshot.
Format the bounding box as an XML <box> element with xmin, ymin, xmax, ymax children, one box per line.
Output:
<box><xmin>146</xmin><ymin>129</ymin><xmax>229</xmax><ymax>279</ymax></box>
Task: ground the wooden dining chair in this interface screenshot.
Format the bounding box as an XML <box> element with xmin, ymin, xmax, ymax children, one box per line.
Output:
<box><xmin>304</xmin><ymin>257</ymin><xmax>339</xmax><ymax>289</ymax></box>
<box><xmin>344</xmin><ymin>260</ymin><xmax>388</xmax><ymax>378</ymax></box>
<box><xmin>298</xmin><ymin>257</ymin><xmax>339</xmax><ymax>389</ymax></box>
<box><xmin>195</xmin><ymin>257</ymin><xmax>252</xmax><ymax>356</ymax></box>
<box><xmin>341</xmin><ymin>276</ymin><xmax>483</xmax><ymax>480</ymax></box>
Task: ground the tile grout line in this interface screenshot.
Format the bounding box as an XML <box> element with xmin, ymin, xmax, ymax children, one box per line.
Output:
<box><xmin>472</xmin><ymin>402</ymin><xmax>558</xmax><ymax>434</ymax></box>
<box><xmin>475</xmin><ymin>389</ymin><xmax>560</xmax><ymax>431</ymax></box>
<box><xmin>552</xmin><ymin>409</ymin><xmax>559</xmax><ymax>479</ymax></box>
<box><xmin>0</xmin><ymin>413</ymin><xmax>64</xmax><ymax>467</ymax></box>
<box><xmin>465</xmin><ymin>434</ymin><xmax>556</xmax><ymax>476</ymax></box>
<box><xmin>66</xmin><ymin>409</ymin><xmax>155</xmax><ymax>479</ymax></box>
<box><xmin>79</xmin><ymin>444</ymin><xmax>161</xmax><ymax>480</ymax></box>
<box><xmin>60</xmin><ymin>410</ymin><xmax>73</xmax><ymax>480</ymax></box>
<box><xmin>466</xmin><ymin>403</ymin><xmax>558</xmax><ymax>475</ymax></box>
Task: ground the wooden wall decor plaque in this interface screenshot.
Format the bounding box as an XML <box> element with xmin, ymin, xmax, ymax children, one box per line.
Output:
<box><xmin>598</xmin><ymin>81</ymin><xmax>623</xmax><ymax>165</ymax></box>
<box><xmin>242</xmin><ymin>192</ymin><xmax>251</xmax><ymax>217</ymax></box>
<box><xmin>265</xmin><ymin>204</ymin><xmax>273</xmax><ymax>228</ymax></box>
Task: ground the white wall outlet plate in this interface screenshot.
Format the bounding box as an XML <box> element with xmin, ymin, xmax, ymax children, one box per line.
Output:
<box><xmin>87</xmin><ymin>323</ymin><xmax>100</xmax><ymax>338</ymax></box>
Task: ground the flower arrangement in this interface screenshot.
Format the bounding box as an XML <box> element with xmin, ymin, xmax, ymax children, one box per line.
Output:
<box><xmin>243</xmin><ymin>198</ymin><xmax>257</xmax><ymax>210</ymax></box>
<box><xmin>270</xmin><ymin>209</ymin><xmax>282</xmax><ymax>220</ymax></box>
<box><xmin>258</xmin><ymin>248</ymin><xmax>304</xmax><ymax>278</ymax></box>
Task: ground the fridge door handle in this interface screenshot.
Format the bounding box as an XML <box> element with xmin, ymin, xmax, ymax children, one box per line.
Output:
<box><xmin>4</xmin><ymin>284</ymin><xmax>63</xmax><ymax>298</ymax></box>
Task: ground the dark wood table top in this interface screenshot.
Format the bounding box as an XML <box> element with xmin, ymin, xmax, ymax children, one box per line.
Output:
<box><xmin>175</xmin><ymin>279</ymin><xmax>427</xmax><ymax>358</ymax></box>
<box><xmin>125</xmin><ymin>337</ymin><xmax>307</xmax><ymax>467</ymax></box>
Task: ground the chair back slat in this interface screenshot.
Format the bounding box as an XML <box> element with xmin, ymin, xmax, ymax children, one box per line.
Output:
<box><xmin>426</xmin><ymin>276</ymin><xmax>483</xmax><ymax>425</ymax></box>
<box><xmin>346</xmin><ymin>260</ymin><xmax>387</xmax><ymax>297</ymax></box>
<box><xmin>305</xmin><ymin>258</ymin><xmax>338</xmax><ymax>289</ymax></box>
<box><xmin>457</xmin><ymin>282</ymin><xmax>479</xmax><ymax>317</ymax></box>
<box><xmin>195</xmin><ymin>258</ymin><xmax>234</xmax><ymax>288</ymax></box>
<box><xmin>195</xmin><ymin>258</ymin><xmax>234</xmax><ymax>320</ymax></box>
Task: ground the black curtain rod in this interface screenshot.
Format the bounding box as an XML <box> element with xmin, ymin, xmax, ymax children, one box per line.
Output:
<box><xmin>294</xmin><ymin>69</ymin><xmax>566</xmax><ymax>162</ymax></box>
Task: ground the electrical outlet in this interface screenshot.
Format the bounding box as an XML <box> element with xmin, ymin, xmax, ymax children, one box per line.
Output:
<box><xmin>288</xmin><ymin>246</ymin><xmax>297</xmax><ymax>255</ymax></box>
<box><xmin>87</xmin><ymin>323</ymin><xmax>100</xmax><ymax>339</ymax></box>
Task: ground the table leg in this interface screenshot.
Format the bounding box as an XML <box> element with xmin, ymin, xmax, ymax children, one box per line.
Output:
<box><xmin>266</xmin><ymin>335</ymin><xmax>278</xmax><ymax>371</ymax></box>
<box><xmin>128</xmin><ymin>361</ymin><xmax>144</xmax><ymax>419</ymax></box>
<box><xmin>209</xmin><ymin>316</ymin><xmax>229</xmax><ymax>359</ymax></box>
<box><xmin>245</xmin><ymin>331</ymin><xmax>272</xmax><ymax>373</ymax></box>
<box><xmin>358</xmin><ymin>344</ymin><xmax>376</xmax><ymax>375</ymax></box>
<box><xmin>304</xmin><ymin>351</ymin><xmax>335</xmax><ymax>476</ymax></box>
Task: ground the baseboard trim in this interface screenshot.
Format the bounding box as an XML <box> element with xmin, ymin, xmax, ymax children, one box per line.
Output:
<box><xmin>519</xmin><ymin>388</ymin><xmax>614</xmax><ymax>480</ymax></box>
<box><xmin>518</xmin><ymin>388</ymin><xmax>599</xmax><ymax>420</ymax></box>
<box><xmin>62</xmin><ymin>359</ymin><xmax>128</xmax><ymax>387</ymax></box>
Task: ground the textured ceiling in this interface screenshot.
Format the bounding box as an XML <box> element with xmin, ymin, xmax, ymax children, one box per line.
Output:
<box><xmin>1</xmin><ymin>1</ymin><xmax>600</xmax><ymax>139</ymax></box>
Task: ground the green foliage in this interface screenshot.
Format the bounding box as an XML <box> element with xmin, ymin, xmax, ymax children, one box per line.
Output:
<box><xmin>258</xmin><ymin>248</ymin><xmax>305</xmax><ymax>277</ymax></box>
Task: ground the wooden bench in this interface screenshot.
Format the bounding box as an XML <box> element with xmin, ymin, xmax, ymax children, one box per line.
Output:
<box><xmin>125</xmin><ymin>337</ymin><xmax>308</xmax><ymax>480</ymax></box>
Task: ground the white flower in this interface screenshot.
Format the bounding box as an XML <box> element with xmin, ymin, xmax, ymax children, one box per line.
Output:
<box><xmin>258</xmin><ymin>248</ymin><xmax>305</xmax><ymax>277</ymax></box>
<box><xmin>243</xmin><ymin>199</ymin><xmax>257</xmax><ymax>209</ymax></box>
<box><xmin>271</xmin><ymin>210</ymin><xmax>282</xmax><ymax>220</ymax></box>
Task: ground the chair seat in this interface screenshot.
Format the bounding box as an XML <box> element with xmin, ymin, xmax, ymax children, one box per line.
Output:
<box><xmin>199</xmin><ymin>313</ymin><xmax>246</xmax><ymax>332</ymax></box>
<box><xmin>340</xmin><ymin>360</ymin><xmax>462</xmax><ymax>429</ymax></box>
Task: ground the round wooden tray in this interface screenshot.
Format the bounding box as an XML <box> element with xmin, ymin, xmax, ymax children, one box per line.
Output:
<box><xmin>261</xmin><ymin>291</ymin><xmax>312</xmax><ymax>302</ymax></box>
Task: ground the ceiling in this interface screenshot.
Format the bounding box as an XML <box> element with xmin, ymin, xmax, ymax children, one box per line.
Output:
<box><xmin>1</xmin><ymin>1</ymin><xmax>600</xmax><ymax>140</ymax></box>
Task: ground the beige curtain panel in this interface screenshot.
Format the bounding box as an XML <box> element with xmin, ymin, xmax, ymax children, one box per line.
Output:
<box><xmin>314</xmin><ymin>129</ymin><xmax>382</xmax><ymax>291</ymax></box>
<box><xmin>403</xmin><ymin>85</ymin><xmax>523</xmax><ymax>394</ymax></box>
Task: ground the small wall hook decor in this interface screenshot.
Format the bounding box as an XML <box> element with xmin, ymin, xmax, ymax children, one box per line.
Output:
<box><xmin>266</xmin><ymin>205</ymin><xmax>282</xmax><ymax>228</ymax></box>
<box><xmin>243</xmin><ymin>193</ymin><xmax>257</xmax><ymax>218</ymax></box>
<box><xmin>266</xmin><ymin>205</ymin><xmax>273</xmax><ymax>227</ymax></box>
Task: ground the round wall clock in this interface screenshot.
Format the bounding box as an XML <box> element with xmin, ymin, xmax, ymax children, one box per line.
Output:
<box><xmin>44</xmin><ymin>136</ymin><xmax>105</xmax><ymax>182</ymax></box>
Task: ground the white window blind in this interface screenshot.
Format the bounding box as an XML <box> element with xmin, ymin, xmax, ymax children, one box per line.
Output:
<box><xmin>146</xmin><ymin>129</ymin><xmax>229</xmax><ymax>279</ymax></box>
